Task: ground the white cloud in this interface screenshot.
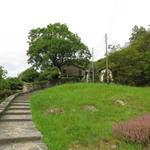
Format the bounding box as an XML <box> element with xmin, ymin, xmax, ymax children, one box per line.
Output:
<box><xmin>0</xmin><ymin>0</ymin><xmax>150</xmax><ymax>76</ymax></box>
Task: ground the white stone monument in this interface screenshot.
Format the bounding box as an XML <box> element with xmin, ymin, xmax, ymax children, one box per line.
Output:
<box><xmin>100</xmin><ymin>69</ymin><xmax>113</xmax><ymax>82</ymax></box>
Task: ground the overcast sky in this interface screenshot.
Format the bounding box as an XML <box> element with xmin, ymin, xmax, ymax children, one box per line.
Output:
<box><xmin>0</xmin><ymin>0</ymin><xmax>150</xmax><ymax>77</ymax></box>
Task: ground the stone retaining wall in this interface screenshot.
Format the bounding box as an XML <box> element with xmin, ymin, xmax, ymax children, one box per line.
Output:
<box><xmin>22</xmin><ymin>81</ymin><xmax>57</xmax><ymax>93</ymax></box>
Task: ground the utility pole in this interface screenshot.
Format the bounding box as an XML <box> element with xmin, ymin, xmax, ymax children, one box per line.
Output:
<box><xmin>105</xmin><ymin>33</ymin><xmax>109</xmax><ymax>84</ymax></box>
<box><xmin>92</xmin><ymin>48</ymin><xmax>94</xmax><ymax>82</ymax></box>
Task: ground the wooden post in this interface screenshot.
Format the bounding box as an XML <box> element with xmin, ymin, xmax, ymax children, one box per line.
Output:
<box><xmin>92</xmin><ymin>48</ymin><xmax>94</xmax><ymax>82</ymax></box>
<box><xmin>105</xmin><ymin>34</ymin><xmax>109</xmax><ymax>84</ymax></box>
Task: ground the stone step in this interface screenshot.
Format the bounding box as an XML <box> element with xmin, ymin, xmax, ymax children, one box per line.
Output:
<box><xmin>0</xmin><ymin>109</ymin><xmax>4</xmax><ymax>114</ymax></box>
<box><xmin>0</xmin><ymin>93</ymin><xmax>48</xmax><ymax>150</ymax></box>
<box><xmin>14</xmin><ymin>98</ymin><xmax>29</xmax><ymax>101</ymax></box>
<box><xmin>0</xmin><ymin>135</ymin><xmax>41</xmax><ymax>144</ymax></box>
<box><xmin>0</xmin><ymin>121</ymin><xmax>42</xmax><ymax>144</ymax></box>
<box><xmin>0</xmin><ymin>114</ymin><xmax>32</xmax><ymax>121</ymax></box>
<box><xmin>13</xmin><ymin>98</ymin><xmax>29</xmax><ymax>100</ymax></box>
<box><xmin>15</xmin><ymin>96</ymin><xmax>29</xmax><ymax>98</ymax></box>
<box><xmin>0</xmin><ymin>141</ymin><xmax>48</xmax><ymax>150</ymax></box>
<box><xmin>14</xmin><ymin>98</ymin><xmax>28</xmax><ymax>100</ymax></box>
<box><xmin>5</xmin><ymin>109</ymin><xmax>31</xmax><ymax>113</ymax></box>
<box><xmin>11</xmin><ymin>103</ymin><xmax>29</xmax><ymax>106</ymax></box>
<box><xmin>5</xmin><ymin>109</ymin><xmax>31</xmax><ymax>115</ymax></box>
<box><xmin>8</xmin><ymin>107</ymin><xmax>30</xmax><ymax>110</ymax></box>
<box><xmin>12</xmin><ymin>101</ymin><xmax>29</xmax><ymax>103</ymax></box>
<box><xmin>8</xmin><ymin>106</ymin><xmax>30</xmax><ymax>109</ymax></box>
<box><xmin>13</xmin><ymin>99</ymin><xmax>29</xmax><ymax>101</ymax></box>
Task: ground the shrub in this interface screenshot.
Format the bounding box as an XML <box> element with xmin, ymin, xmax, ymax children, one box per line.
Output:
<box><xmin>113</xmin><ymin>113</ymin><xmax>150</xmax><ymax>145</ymax></box>
<box><xmin>19</xmin><ymin>68</ymin><xmax>39</xmax><ymax>82</ymax></box>
<box><xmin>39</xmin><ymin>67</ymin><xmax>59</xmax><ymax>81</ymax></box>
<box><xmin>6</xmin><ymin>77</ymin><xmax>22</xmax><ymax>90</ymax></box>
<box><xmin>0</xmin><ymin>89</ymin><xmax>13</xmax><ymax>100</ymax></box>
<box><xmin>0</xmin><ymin>79</ymin><xmax>9</xmax><ymax>90</ymax></box>
<box><xmin>0</xmin><ymin>66</ymin><xmax>7</xmax><ymax>80</ymax></box>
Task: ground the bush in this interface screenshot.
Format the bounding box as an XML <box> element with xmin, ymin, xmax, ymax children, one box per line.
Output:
<box><xmin>0</xmin><ymin>66</ymin><xmax>7</xmax><ymax>80</ymax></box>
<box><xmin>0</xmin><ymin>89</ymin><xmax>13</xmax><ymax>100</ymax></box>
<box><xmin>6</xmin><ymin>77</ymin><xmax>22</xmax><ymax>90</ymax></box>
<box><xmin>0</xmin><ymin>79</ymin><xmax>9</xmax><ymax>90</ymax></box>
<box><xmin>19</xmin><ymin>68</ymin><xmax>39</xmax><ymax>82</ymax></box>
<box><xmin>113</xmin><ymin>113</ymin><xmax>150</xmax><ymax>145</ymax></box>
<box><xmin>39</xmin><ymin>67</ymin><xmax>59</xmax><ymax>81</ymax></box>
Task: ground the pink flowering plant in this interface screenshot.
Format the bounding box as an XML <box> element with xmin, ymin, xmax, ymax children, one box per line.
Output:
<box><xmin>113</xmin><ymin>113</ymin><xmax>150</xmax><ymax>145</ymax></box>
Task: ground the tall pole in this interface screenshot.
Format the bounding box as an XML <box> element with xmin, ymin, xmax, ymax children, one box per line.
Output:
<box><xmin>92</xmin><ymin>48</ymin><xmax>94</xmax><ymax>82</ymax></box>
<box><xmin>105</xmin><ymin>33</ymin><xmax>109</xmax><ymax>84</ymax></box>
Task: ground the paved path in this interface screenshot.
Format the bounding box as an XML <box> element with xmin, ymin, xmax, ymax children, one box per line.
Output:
<box><xmin>0</xmin><ymin>93</ymin><xmax>48</xmax><ymax>150</ymax></box>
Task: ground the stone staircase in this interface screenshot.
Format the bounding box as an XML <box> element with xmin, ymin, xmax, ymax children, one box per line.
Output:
<box><xmin>0</xmin><ymin>94</ymin><xmax>48</xmax><ymax>150</ymax></box>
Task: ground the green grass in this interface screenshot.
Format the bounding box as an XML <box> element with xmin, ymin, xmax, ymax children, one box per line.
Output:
<box><xmin>30</xmin><ymin>83</ymin><xmax>150</xmax><ymax>150</ymax></box>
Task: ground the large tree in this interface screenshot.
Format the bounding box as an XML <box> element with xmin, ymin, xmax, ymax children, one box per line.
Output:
<box><xmin>27</xmin><ymin>23</ymin><xmax>91</xmax><ymax>70</ymax></box>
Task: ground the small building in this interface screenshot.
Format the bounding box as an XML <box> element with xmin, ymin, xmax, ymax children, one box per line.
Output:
<box><xmin>99</xmin><ymin>68</ymin><xmax>113</xmax><ymax>83</ymax></box>
<box><xmin>61</xmin><ymin>65</ymin><xmax>86</xmax><ymax>79</ymax></box>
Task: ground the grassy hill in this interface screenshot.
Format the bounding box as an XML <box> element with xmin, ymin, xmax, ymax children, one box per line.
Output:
<box><xmin>30</xmin><ymin>83</ymin><xmax>150</xmax><ymax>150</ymax></box>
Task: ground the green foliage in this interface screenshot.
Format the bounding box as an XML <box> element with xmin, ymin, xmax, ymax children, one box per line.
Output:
<box><xmin>0</xmin><ymin>79</ymin><xmax>11</xmax><ymax>101</ymax></box>
<box><xmin>27</xmin><ymin>23</ymin><xmax>91</xmax><ymax>70</ymax></box>
<box><xmin>6</xmin><ymin>77</ymin><xmax>22</xmax><ymax>90</ymax></box>
<box><xmin>0</xmin><ymin>66</ymin><xmax>7</xmax><ymax>79</ymax></box>
<box><xmin>0</xmin><ymin>77</ymin><xmax>23</xmax><ymax>101</ymax></box>
<box><xmin>0</xmin><ymin>89</ymin><xmax>13</xmax><ymax>101</ymax></box>
<box><xmin>0</xmin><ymin>67</ymin><xmax>9</xmax><ymax>101</ymax></box>
<box><xmin>96</xmin><ymin>25</ymin><xmax>150</xmax><ymax>86</ymax></box>
<box><xmin>130</xmin><ymin>25</ymin><xmax>146</xmax><ymax>42</ymax></box>
<box><xmin>19</xmin><ymin>68</ymin><xmax>39</xmax><ymax>82</ymax></box>
<box><xmin>0</xmin><ymin>67</ymin><xmax>22</xmax><ymax>101</ymax></box>
<box><xmin>0</xmin><ymin>88</ymin><xmax>12</xmax><ymax>97</ymax></box>
<box><xmin>39</xmin><ymin>67</ymin><xmax>59</xmax><ymax>81</ymax></box>
<box><xmin>0</xmin><ymin>79</ymin><xmax>9</xmax><ymax>90</ymax></box>
<box><xmin>30</xmin><ymin>83</ymin><xmax>148</xmax><ymax>150</ymax></box>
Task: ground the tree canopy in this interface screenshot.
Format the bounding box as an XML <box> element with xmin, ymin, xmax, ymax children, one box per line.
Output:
<box><xmin>96</xmin><ymin>25</ymin><xmax>150</xmax><ymax>86</ymax></box>
<box><xmin>27</xmin><ymin>23</ymin><xmax>91</xmax><ymax>70</ymax></box>
<box><xmin>0</xmin><ymin>66</ymin><xmax>7</xmax><ymax>79</ymax></box>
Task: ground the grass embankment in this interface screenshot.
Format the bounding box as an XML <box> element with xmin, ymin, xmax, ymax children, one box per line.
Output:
<box><xmin>30</xmin><ymin>83</ymin><xmax>150</xmax><ymax>150</ymax></box>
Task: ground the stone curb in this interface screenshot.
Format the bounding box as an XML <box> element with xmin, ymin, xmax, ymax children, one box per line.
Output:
<box><xmin>0</xmin><ymin>93</ymin><xmax>20</xmax><ymax>117</ymax></box>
